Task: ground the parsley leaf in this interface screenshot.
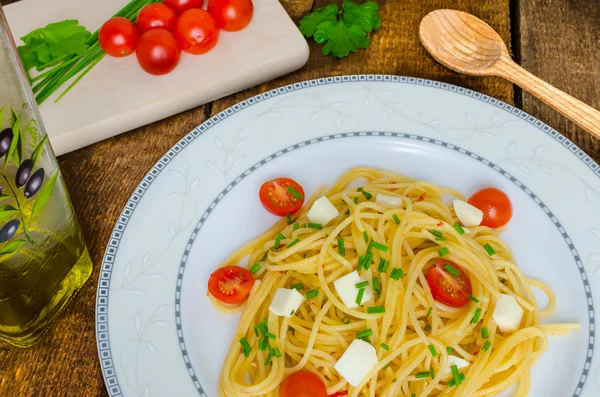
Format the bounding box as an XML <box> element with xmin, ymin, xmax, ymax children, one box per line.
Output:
<box><xmin>299</xmin><ymin>4</ymin><xmax>339</xmax><ymax>38</ymax></box>
<box><xmin>18</xmin><ymin>20</ymin><xmax>91</xmax><ymax>72</ymax></box>
<box><xmin>298</xmin><ymin>0</ymin><xmax>381</xmax><ymax>59</ymax></box>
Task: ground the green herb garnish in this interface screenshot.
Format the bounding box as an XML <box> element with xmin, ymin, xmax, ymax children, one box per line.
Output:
<box><xmin>306</xmin><ymin>289</ymin><xmax>319</xmax><ymax>299</ymax></box>
<box><xmin>287</xmin><ymin>186</ymin><xmax>303</xmax><ymax>200</ymax></box>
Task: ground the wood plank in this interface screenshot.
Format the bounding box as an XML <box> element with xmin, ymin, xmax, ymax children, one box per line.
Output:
<box><xmin>517</xmin><ymin>0</ymin><xmax>600</xmax><ymax>161</ymax></box>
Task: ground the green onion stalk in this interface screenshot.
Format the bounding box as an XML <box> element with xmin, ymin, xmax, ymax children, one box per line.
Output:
<box><xmin>31</xmin><ymin>0</ymin><xmax>161</xmax><ymax>105</ymax></box>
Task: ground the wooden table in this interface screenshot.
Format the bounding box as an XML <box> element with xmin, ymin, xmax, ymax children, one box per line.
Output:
<box><xmin>0</xmin><ymin>0</ymin><xmax>598</xmax><ymax>395</ymax></box>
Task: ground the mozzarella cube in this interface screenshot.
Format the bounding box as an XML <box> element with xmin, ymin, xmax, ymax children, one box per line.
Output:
<box><xmin>346</xmin><ymin>177</ymin><xmax>370</xmax><ymax>190</ymax></box>
<box><xmin>441</xmin><ymin>355</ymin><xmax>471</xmax><ymax>378</ymax></box>
<box><xmin>334</xmin><ymin>271</ymin><xmax>373</xmax><ymax>309</ymax></box>
<box><xmin>268</xmin><ymin>288</ymin><xmax>304</xmax><ymax>317</ymax></box>
<box><xmin>376</xmin><ymin>193</ymin><xmax>403</xmax><ymax>208</ymax></box>
<box><xmin>493</xmin><ymin>294</ymin><xmax>524</xmax><ymax>332</ymax></box>
<box><xmin>334</xmin><ymin>339</ymin><xmax>378</xmax><ymax>386</ymax></box>
<box><xmin>307</xmin><ymin>196</ymin><xmax>340</xmax><ymax>226</ymax></box>
<box><xmin>453</xmin><ymin>199</ymin><xmax>484</xmax><ymax>227</ymax></box>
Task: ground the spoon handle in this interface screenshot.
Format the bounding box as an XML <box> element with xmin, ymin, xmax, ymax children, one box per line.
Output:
<box><xmin>495</xmin><ymin>58</ymin><xmax>600</xmax><ymax>140</ymax></box>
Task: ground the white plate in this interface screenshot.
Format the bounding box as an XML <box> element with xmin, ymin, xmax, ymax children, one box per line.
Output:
<box><xmin>96</xmin><ymin>76</ymin><xmax>600</xmax><ymax>397</ymax></box>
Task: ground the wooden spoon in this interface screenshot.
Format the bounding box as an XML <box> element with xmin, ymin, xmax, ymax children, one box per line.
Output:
<box><xmin>419</xmin><ymin>9</ymin><xmax>600</xmax><ymax>140</ymax></box>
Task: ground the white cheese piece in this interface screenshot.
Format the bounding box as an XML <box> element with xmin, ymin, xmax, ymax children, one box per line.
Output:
<box><xmin>333</xmin><ymin>271</ymin><xmax>373</xmax><ymax>309</ymax></box>
<box><xmin>268</xmin><ymin>288</ymin><xmax>304</xmax><ymax>317</ymax></box>
<box><xmin>441</xmin><ymin>355</ymin><xmax>471</xmax><ymax>378</ymax></box>
<box><xmin>493</xmin><ymin>294</ymin><xmax>524</xmax><ymax>332</ymax></box>
<box><xmin>307</xmin><ymin>196</ymin><xmax>340</xmax><ymax>226</ymax></box>
<box><xmin>346</xmin><ymin>177</ymin><xmax>370</xmax><ymax>190</ymax></box>
<box><xmin>375</xmin><ymin>193</ymin><xmax>403</xmax><ymax>208</ymax></box>
<box><xmin>453</xmin><ymin>199</ymin><xmax>484</xmax><ymax>227</ymax></box>
<box><xmin>334</xmin><ymin>339</ymin><xmax>378</xmax><ymax>386</ymax></box>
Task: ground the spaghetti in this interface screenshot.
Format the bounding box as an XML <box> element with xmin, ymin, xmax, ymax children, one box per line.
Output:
<box><xmin>213</xmin><ymin>168</ymin><xmax>579</xmax><ymax>397</ymax></box>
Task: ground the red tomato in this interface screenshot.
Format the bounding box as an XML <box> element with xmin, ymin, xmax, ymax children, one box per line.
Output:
<box><xmin>163</xmin><ymin>0</ymin><xmax>205</xmax><ymax>14</ymax></box>
<box><xmin>259</xmin><ymin>178</ymin><xmax>305</xmax><ymax>217</ymax></box>
<box><xmin>208</xmin><ymin>266</ymin><xmax>255</xmax><ymax>305</ymax></box>
<box><xmin>99</xmin><ymin>18</ymin><xmax>138</xmax><ymax>57</ymax></box>
<box><xmin>280</xmin><ymin>371</ymin><xmax>328</xmax><ymax>397</ymax></box>
<box><xmin>173</xmin><ymin>9</ymin><xmax>220</xmax><ymax>55</ymax></box>
<box><xmin>426</xmin><ymin>259</ymin><xmax>472</xmax><ymax>308</ymax></box>
<box><xmin>207</xmin><ymin>0</ymin><xmax>254</xmax><ymax>32</ymax></box>
<box><xmin>468</xmin><ymin>188</ymin><xmax>513</xmax><ymax>228</ymax></box>
<box><xmin>136</xmin><ymin>3</ymin><xmax>177</xmax><ymax>34</ymax></box>
<box><xmin>136</xmin><ymin>29</ymin><xmax>181</xmax><ymax>75</ymax></box>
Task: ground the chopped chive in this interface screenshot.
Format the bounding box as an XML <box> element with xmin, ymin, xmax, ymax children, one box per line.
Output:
<box><xmin>436</xmin><ymin>237</ymin><xmax>447</xmax><ymax>241</ymax></box>
<box><xmin>290</xmin><ymin>309</ymin><xmax>295</xmax><ymax>316</ymax></box>
<box><xmin>501</xmin><ymin>278</ymin><xmax>507</xmax><ymax>284</ymax></box>
<box><xmin>306</xmin><ymin>289</ymin><xmax>319</xmax><ymax>299</ymax></box>
<box><xmin>467</xmin><ymin>294</ymin><xmax>480</xmax><ymax>303</ymax></box>
<box><xmin>482</xmin><ymin>340</ymin><xmax>492</xmax><ymax>351</ymax></box>
<box><xmin>342</xmin><ymin>316</ymin><xmax>351</xmax><ymax>324</ymax></box>
<box><xmin>357</xmin><ymin>255</ymin><xmax>365</xmax><ymax>271</ymax></box>
<box><xmin>249</xmin><ymin>264</ymin><xmax>261</xmax><ymax>274</ymax></box>
<box><xmin>293</xmin><ymin>223</ymin><xmax>300</xmax><ymax>231</ymax></box>
<box><xmin>261</xmin><ymin>251</ymin><xmax>268</xmax><ymax>262</ymax></box>
<box><xmin>448</xmin><ymin>379</ymin><xmax>457</xmax><ymax>387</ymax></box>
<box><xmin>254</xmin><ymin>328</ymin><xmax>259</xmax><ymax>337</ymax></box>
<box><xmin>307</xmin><ymin>223</ymin><xmax>323</xmax><ymax>230</ymax></box>
<box><xmin>428</xmin><ymin>344</ymin><xmax>438</xmax><ymax>357</ymax></box>
<box><xmin>265</xmin><ymin>332</ymin><xmax>276</xmax><ymax>339</ymax></box>
<box><xmin>272</xmin><ymin>347</ymin><xmax>282</xmax><ymax>358</ymax></box>
<box><xmin>353</xmin><ymin>196</ymin><xmax>359</xmax><ymax>204</ymax></box>
<box><xmin>481</xmin><ymin>327</ymin><xmax>489</xmax><ymax>338</ymax></box>
<box><xmin>430</xmin><ymin>230</ymin><xmax>443</xmax><ymax>238</ymax></box>
<box><xmin>438</xmin><ymin>247</ymin><xmax>450</xmax><ymax>257</ymax></box>
<box><xmin>258</xmin><ymin>337</ymin><xmax>268</xmax><ymax>351</ymax></box>
<box><xmin>380</xmin><ymin>343</ymin><xmax>390</xmax><ymax>351</ymax></box>
<box><xmin>378</xmin><ymin>258</ymin><xmax>390</xmax><ymax>273</ymax></box>
<box><xmin>484</xmin><ymin>243</ymin><xmax>496</xmax><ymax>255</ymax></box>
<box><xmin>274</xmin><ymin>236</ymin><xmax>281</xmax><ymax>248</ymax></box>
<box><xmin>286</xmin><ymin>238</ymin><xmax>300</xmax><ymax>248</ymax></box>
<box><xmin>453</xmin><ymin>224</ymin><xmax>465</xmax><ymax>235</ymax></box>
<box><xmin>286</xmin><ymin>214</ymin><xmax>293</xmax><ymax>224</ymax></box>
<box><xmin>359</xmin><ymin>251</ymin><xmax>373</xmax><ymax>270</ymax></box>
<box><xmin>423</xmin><ymin>308</ymin><xmax>431</xmax><ymax>319</ymax></box>
<box><xmin>382</xmin><ymin>362</ymin><xmax>391</xmax><ymax>370</ymax></box>
<box><xmin>253</xmin><ymin>323</ymin><xmax>267</xmax><ymax>336</ymax></box>
<box><xmin>290</xmin><ymin>283</ymin><xmax>304</xmax><ymax>291</ymax></box>
<box><xmin>424</xmin><ymin>324</ymin><xmax>431</xmax><ymax>331</ymax></box>
<box><xmin>430</xmin><ymin>366</ymin><xmax>435</xmax><ymax>379</ymax></box>
<box><xmin>443</xmin><ymin>264</ymin><xmax>460</xmax><ymax>276</ymax></box>
<box><xmin>451</xmin><ymin>364</ymin><xmax>460</xmax><ymax>386</ymax></box>
<box><xmin>446</xmin><ymin>346</ymin><xmax>453</xmax><ymax>354</ymax></box>
<box><xmin>390</xmin><ymin>268</ymin><xmax>404</xmax><ymax>280</ymax></box>
<box><xmin>356</xmin><ymin>329</ymin><xmax>373</xmax><ymax>339</ymax></box>
<box><xmin>367</xmin><ymin>305</ymin><xmax>386</xmax><ymax>314</ymax></box>
<box><xmin>369</xmin><ymin>241</ymin><xmax>389</xmax><ymax>252</ymax></box>
<box><xmin>363</xmin><ymin>230</ymin><xmax>369</xmax><ymax>243</ymax></box>
<box><xmin>264</xmin><ymin>352</ymin><xmax>272</xmax><ymax>366</ymax></box>
<box><xmin>393</xmin><ymin>378</ymin><xmax>397</xmax><ymax>383</ymax></box>
<box><xmin>239</xmin><ymin>337</ymin><xmax>251</xmax><ymax>357</ymax></box>
<box><xmin>357</xmin><ymin>187</ymin><xmax>363</xmax><ymax>192</ymax></box>
<box><xmin>460</xmin><ymin>373</ymin><xmax>466</xmax><ymax>381</ymax></box>
<box><xmin>392</xmin><ymin>214</ymin><xmax>400</xmax><ymax>224</ymax></box>
<box><xmin>338</xmin><ymin>238</ymin><xmax>346</xmax><ymax>256</ymax></box>
<box><xmin>471</xmin><ymin>308</ymin><xmax>482</xmax><ymax>324</ymax></box>
<box><xmin>373</xmin><ymin>277</ymin><xmax>381</xmax><ymax>298</ymax></box>
<box><xmin>361</xmin><ymin>190</ymin><xmax>373</xmax><ymax>200</ymax></box>
<box><xmin>355</xmin><ymin>281</ymin><xmax>369</xmax><ymax>289</ymax></box>
<box><xmin>277</xmin><ymin>232</ymin><xmax>285</xmax><ymax>240</ymax></box>
<box><xmin>411</xmin><ymin>394</ymin><xmax>416</xmax><ymax>397</ymax></box>
<box><xmin>287</xmin><ymin>186</ymin><xmax>303</xmax><ymax>200</ymax></box>
<box><xmin>356</xmin><ymin>288</ymin><xmax>365</xmax><ymax>305</ymax></box>
<box><xmin>415</xmin><ymin>371</ymin><xmax>431</xmax><ymax>379</ymax></box>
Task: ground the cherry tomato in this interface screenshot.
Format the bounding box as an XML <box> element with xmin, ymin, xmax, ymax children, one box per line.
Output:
<box><xmin>136</xmin><ymin>3</ymin><xmax>177</xmax><ymax>34</ymax></box>
<box><xmin>207</xmin><ymin>0</ymin><xmax>254</xmax><ymax>32</ymax></box>
<box><xmin>280</xmin><ymin>371</ymin><xmax>328</xmax><ymax>397</ymax></box>
<box><xmin>208</xmin><ymin>266</ymin><xmax>255</xmax><ymax>305</ymax></box>
<box><xmin>163</xmin><ymin>0</ymin><xmax>205</xmax><ymax>14</ymax></box>
<box><xmin>173</xmin><ymin>9</ymin><xmax>220</xmax><ymax>55</ymax></box>
<box><xmin>426</xmin><ymin>259</ymin><xmax>472</xmax><ymax>308</ymax></box>
<box><xmin>136</xmin><ymin>29</ymin><xmax>181</xmax><ymax>75</ymax></box>
<box><xmin>259</xmin><ymin>178</ymin><xmax>305</xmax><ymax>217</ymax></box>
<box><xmin>99</xmin><ymin>18</ymin><xmax>138</xmax><ymax>57</ymax></box>
<box><xmin>468</xmin><ymin>188</ymin><xmax>513</xmax><ymax>228</ymax></box>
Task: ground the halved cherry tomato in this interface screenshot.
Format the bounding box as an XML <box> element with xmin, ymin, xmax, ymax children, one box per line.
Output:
<box><xmin>207</xmin><ymin>0</ymin><xmax>254</xmax><ymax>32</ymax></box>
<box><xmin>173</xmin><ymin>9</ymin><xmax>220</xmax><ymax>55</ymax></box>
<box><xmin>280</xmin><ymin>371</ymin><xmax>328</xmax><ymax>397</ymax></box>
<box><xmin>208</xmin><ymin>266</ymin><xmax>255</xmax><ymax>305</ymax></box>
<box><xmin>426</xmin><ymin>259</ymin><xmax>472</xmax><ymax>307</ymax></box>
<box><xmin>468</xmin><ymin>188</ymin><xmax>513</xmax><ymax>228</ymax></box>
<box><xmin>136</xmin><ymin>3</ymin><xmax>177</xmax><ymax>34</ymax></box>
<box><xmin>99</xmin><ymin>18</ymin><xmax>138</xmax><ymax>57</ymax></box>
<box><xmin>136</xmin><ymin>29</ymin><xmax>181</xmax><ymax>75</ymax></box>
<box><xmin>259</xmin><ymin>178</ymin><xmax>305</xmax><ymax>216</ymax></box>
<box><xmin>163</xmin><ymin>0</ymin><xmax>205</xmax><ymax>14</ymax></box>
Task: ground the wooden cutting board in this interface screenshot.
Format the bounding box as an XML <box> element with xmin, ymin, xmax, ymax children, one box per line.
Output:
<box><xmin>3</xmin><ymin>0</ymin><xmax>309</xmax><ymax>155</ymax></box>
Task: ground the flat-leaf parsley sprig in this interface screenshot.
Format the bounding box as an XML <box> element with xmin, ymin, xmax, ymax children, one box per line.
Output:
<box><xmin>299</xmin><ymin>1</ymin><xmax>381</xmax><ymax>59</ymax></box>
